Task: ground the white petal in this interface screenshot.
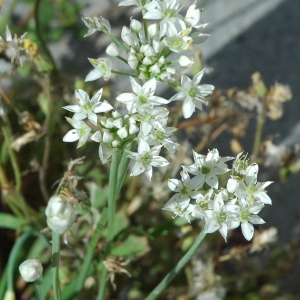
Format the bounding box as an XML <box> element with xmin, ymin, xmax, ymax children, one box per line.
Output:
<box><xmin>241</xmin><ymin>221</ymin><xmax>254</xmax><ymax>241</ymax></box>
<box><xmin>131</xmin><ymin>161</ymin><xmax>146</xmax><ymax>176</ymax></box>
<box><xmin>63</xmin><ymin>130</ymin><xmax>80</xmax><ymax>142</ymax></box>
<box><xmin>182</xmin><ymin>98</ymin><xmax>195</xmax><ymax>119</ymax></box>
<box><xmin>88</xmin><ymin>112</ymin><xmax>98</xmax><ymax>126</ymax></box>
<box><xmin>130</xmin><ymin>77</ymin><xmax>141</xmax><ymax>95</ymax></box>
<box><xmin>151</xmin><ymin>156</ymin><xmax>169</xmax><ymax>167</ymax></box>
<box><xmin>227</xmin><ymin>178</ymin><xmax>239</xmax><ymax>193</ymax></box>
<box><xmin>91</xmin><ymin>131</ymin><xmax>102</xmax><ymax>142</ymax></box>
<box><xmin>63</xmin><ymin>105</ymin><xmax>81</xmax><ymax>113</ymax></box>
<box><xmin>116</xmin><ymin>93</ymin><xmax>137</xmax><ymax>103</ymax></box>
<box><xmin>253</xmin><ymin>192</ymin><xmax>272</xmax><ymax>205</ymax></box>
<box><xmin>73</xmin><ymin>112</ymin><xmax>87</xmax><ymax>121</ymax></box>
<box><xmin>168</xmin><ymin>179</ymin><xmax>183</xmax><ymax>192</ymax></box>
<box><xmin>206</xmin><ymin>174</ymin><xmax>219</xmax><ymax>189</ymax></box>
<box><xmin>94</xmin><ymin>100</ymin><xmax>113</xmax><ymax>113</ymax></box>
<box><xmin>193</xmin><ymin>69</ymin><xmax>205</xmax><ymax>85</ymax></box>
<box><xmin>246</xmin><ymin>163</ymin><xmax>258</xmax><ymax>186</ymax></box>
<box><xmin>85</xmin><ymin>69</ymin><xmax>103</xmax><ymax>82</ymax></box>
<box><xmin>138</xmin><ymin>139</ymin><xmax>150</xmax><ymax>153</ymax></box>
<box><xmin>206</xmin><ymin>219</ymin><xmax>219</xmax><ymax>233</ymax></box>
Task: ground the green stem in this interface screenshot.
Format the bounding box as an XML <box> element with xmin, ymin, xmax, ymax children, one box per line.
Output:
<box><xmin>106</xmin><ymin>150</ymin><xmax>120</xmax><ymax>251</ymax></box>
<box><xmin>35</xmin><ymin>277</ymin><xmax>45</xmax><ymax>300</ymax></box>
<box><xmin>116</xmin><ymin>142</ymin><xmax>135</xmax><ymax>194</ymax></box>
<box><xmin>105</xmin><ymin>31</ymin><xmax>128</xmax><ymax>52</ymax></box>
<box><xmin>2</xmin><ymin>124</ymin><xmax>22</xmax><ymax>192</ymax></box>
<box><xmin>252</xmin><ymin>101</ymin><xmax>267</xmax><ymax>160</ymax></box>
<box><xmin>116</xmin><ymin>55</ymin><xmax>129</xmax><ymax>65</ymax></box>
<box><xmin>75</xmin><ymin>208</ymin><xmax>108</xmax><ymax>294</ymax></box>
<box><xmin>145</xmin><ymin>224</ymin><xmax>207</xmax><ymax>300</ymax></box>
<box><xmin>51</xmin><ymin>232</ymin><xmax>62</xmax><ymax>300</ymax></box>
<box><xmin>111</xmin><ymin>70</ymin><xmax>137</xmax><ymax>77</ymax></box>
<box><xmin>97</xmin><ymin>264</ymin><xmax>108</xmax><ymax>300</ymax></box>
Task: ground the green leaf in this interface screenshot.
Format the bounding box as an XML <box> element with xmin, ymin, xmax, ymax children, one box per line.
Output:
<box><xmin>111</xmin><ymin>234</ymin><xmax>150</xmax><ymax>257</ymax></box>
<box><xmin>113</xmin><ymin>211</ymin><xmax>129</xmax><ymax>238</ymax></box>
<box><xmin>0</xmin><ymin>213</ymin><xmax>24</xmax><ymax>230</ymax></box>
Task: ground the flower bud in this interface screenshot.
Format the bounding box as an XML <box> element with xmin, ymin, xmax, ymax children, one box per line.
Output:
<box><xmin>112</xmin><ymin>118</ymin><xmax>122</xmax><ymax>128</ymax></box>
<box><xmin>148</xmin><ymin>24</ymin><xmax>158</xmax><ymax>37</ymax></box>
<box><xmin>45</xmin><ymin>195</ymin><xmax>76</xmax><ymax>234</ymax></box>
<box><xmin>153</xmin><ymin>40</ymin><xmax>164</xmax><ymax>54</ymax></box>
<box><xmin>158</xmin><ymin>56</ymin><xmax>165</xmax><ymax>65</ymax></box>
<box><xmin>128</xmin><ymin>54</ymin><xmax>138</xmax><ymax>70</ymax></box>
<box><xmin>121</xmin><ymin>26</ymin><xmax>137</xmax><ymax>46</ymax></box>
<box><xmin>19</xmin><ymin>259</ymin><xmax>43</xmax><ymax>282</ymax></box>
<box><xmin>129</xmin><ymin>123</ymin><xmax>139</xmax><ymax>134</ymax></box>
<box><xmin>142</xmin><ymin>56</ymin><xmax>154</xmax><ymax>65</ymax></box>
<box><xmin>149</xmin><ymin>63</ymin><xmax>160</xmax><ymax>74</ymax></box>
<box><xmin>112</xmin><ymin>110</ymin><xmax>121</xmax><ymax>119</ymax></box>
<box><xmin>140</xmin><ymin>44</ymin><xmax>155</xmax><ymax>57</ymax></box>
<box><xmin>103</xmin><ymin>131</ymin><xmax>113</xmax><ymax>143</ymax></box>
<box><xmin>91</xmin><ymin>130</ymin><xmax>102</xmax><ymax>143</ymax></box>
<box><xmin>178</xmin><ymin>55</ymin><xmax>194</xmax><ymax>67</ymax></box>
<box><xmin>106</xmin><ymin>42</ymin><xmax>119</xmax><ymax>56</ymax></box>
<box><xmin>105</xmin><ymin>118</ymin><xmax>115</xmax><ymax>128</ymax></box>
<box><xmin>117</xmin><ymin>127</ymin><xmax>128</xmax><ymax>139</ymax></box>
<box><xmin>112</xmin><ymin>139</ymin><xmax>121</xmax><ymax>147</ymax></box>
<box><xmin>130</xmin><ymin>19</ymin><xmax>142</xmax><ymax>32</ymax></box>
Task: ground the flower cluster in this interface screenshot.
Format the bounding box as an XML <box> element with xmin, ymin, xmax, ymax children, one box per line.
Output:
<box><xmin>63</xmin><ymin>0</ymin><xmax>215</xmax><ymax>181</ymax></box>
<box><xmin>163</xmin><ymin>150</ymin><xmax>273</xmax><ymax>241</ymax></box>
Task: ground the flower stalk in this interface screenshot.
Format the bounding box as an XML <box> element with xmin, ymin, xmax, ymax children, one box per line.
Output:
<box><xmin>145</xmin><ymin>224</ymin><xmax>207</xmax><ymax>300</ymax></box>
<box><xmin>51</xmin><ymin>232</ymin><xmax>62</xmax><ymax>300</ymax></box>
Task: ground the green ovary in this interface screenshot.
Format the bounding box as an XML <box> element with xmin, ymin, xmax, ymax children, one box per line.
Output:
<box><xmin>138</xmin><ymin>95</ymin><xmax>148</xmax><ymax>105</ymax></box>
<box><xmin>241</xmin><ymin>211</ymin><xmax>250</xmax><ymax>220</ymax></box>
<box><xmin>201</xmin><ymin>166</ymin><xmax>211</xmax><ymax>174</ymax></box>
<box><xmin>155</xmin><ymin>131</ymin><xmax>165</xmax><ymax>140</ymax></box>
<box><xmin>217</xmin><ymin>211</ymin><xmax>227</xmax><ymax>223</ymax></box>
<box><xmin>198</xmin><ymin>200</ymin><xmax>208</xmax><ymax>211</ymax></box>
<box><xmin>188</xmin><ymin>87</ymin><xmax>197</xmax><ymax>97</ymax></box>
<box><xmin>141</xmin><ymin>153</ymin><xmax>152</xmax><ymax>165</ymax></box>
<box><xmin>164</xmin><ymin>9</ymin><xmax>175</xmax><ymax>18</ymax></box>
<box><xmin>180</xmin><ymin>186</ymin><xmax>189</xmax><ymax>195</ymax></box>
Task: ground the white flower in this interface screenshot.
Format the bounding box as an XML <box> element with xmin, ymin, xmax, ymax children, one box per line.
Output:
<box><xmin>184</xmin><ymin>2</ymin><xmax>208</xmax><ymax>29</ymax></box>
<box><xmin>167</xmin><ymin>168</ymin><xmax>205</xmax><ymax>201</ymax></box>
<box><xmin>128</xmin><ymin>139</ymin><xmax>169</xmax><ymax>180</ymax></box>
<box><xmin>229</xmin><ymin>164</ymin><xmax>273</xmax><ymax>205</ymax></box>
<box><xmin>133</xmin><ymin>107</ymin><xmax>169</xmax><ymax>136</ymax></box>
<box><xmin>19</xmin><ymin>259</ymin><xmax>43</xmax><ymax>282</ymax></box>
<box><xmin>145</xmin><ymin>126</ymin><xmax>178</xmax><ymax>153</ymax></box>
<box><xmin>192</xmin><ymin>188</ymin><xmax>214</xmax><ymax>219</ymax></box>
<box><xmin>163</xmin><ymin>25</ymin><xmax>193</xmax><ymax>53</ymax></box>
<box><xmin>62</xmin><ymin>118</ymin><xmax>91</xmax><ymax>148</ymax></box>
<box><xmin>184</xmin><ymin>149</ymin><xmax>233</xmax><ymax>189</ymax></box>
<box><xmin>45</xmin><ymin>195</ymin><xmax>76</xmax><ymax>234</ymax></box>
<box><xmin>229</xmin><ymin>198</ymin><xmax>265</xmax><ymax>241</ymax></box>
<box><xmin>170</xmin><ymin>69</ymin><xmax>215</xmax><ymax>118</ymax></box>
<box><xmin>204</xmin><ymin>190</ymin><xmax>239</xmax><ymax>241</ymax></box>
<box><xmin>144</xmin><ymin>0</ymin><xmax>183</xmax><ymax>37</ymax></box>
<box><xmin>63</xmin><ymin>88</ymin><xmax>113</xmax><ymax>125</ymax></box>
<box><xmin>85</xmin><ymin>58</ymin><xmax>112</xmax><ymax>82</ymax></box>
<box><xmin>163</xmin><ymin>200</ymin><xmax>195</xmax><ymax>223</ymax></box>
<box><xmin>116</xmin><ymin>77</ymin><xmax>168</xmax><ymax>113</ymax></box>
